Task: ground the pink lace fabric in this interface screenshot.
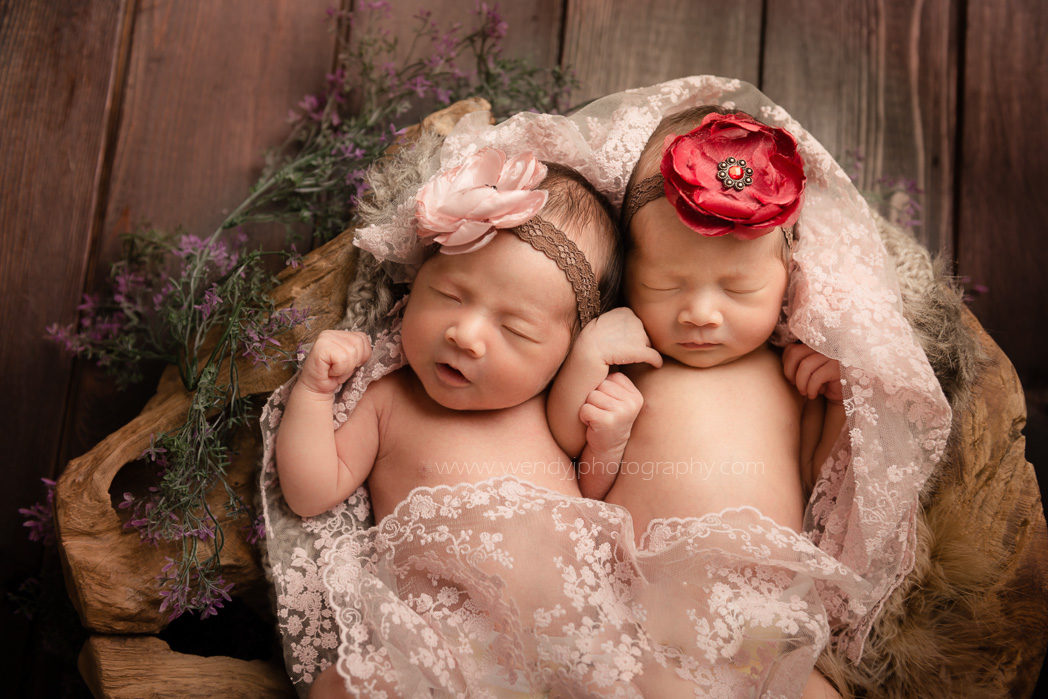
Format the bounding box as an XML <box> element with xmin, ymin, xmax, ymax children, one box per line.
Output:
<box><xmin>259</xmin><ymin>76</ymin><xmax>951</xmax><ymax>696</ymax></box>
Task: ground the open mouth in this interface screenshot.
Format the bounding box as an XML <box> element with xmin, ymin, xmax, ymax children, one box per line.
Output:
<box><xmin>436</xmin><ymin>362</ymin><xmax>470</xmax><ymax>386</ymax></box>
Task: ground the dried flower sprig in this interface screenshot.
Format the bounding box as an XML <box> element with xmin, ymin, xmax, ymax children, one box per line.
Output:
<box><xmin>118</xmin><ymin>367</ymin><xmax>259</xmax><ymax>620</ymax></box>
<box><xmin>46</xmin><ymin>228</ymin><xmax>304</xmax><ymax>391</ymax></box>
<box><xmin>47</xmin><ymin>226</ymin><xmax>305</xmax><ymax>619</ymax></box>
<box><xmin>235</xmin><ymin>1</ymin><xmax>576</xmax><ymax>243</ymax></box>
<box><xmin>18</xmin><ymin>478</ymin><xmax>57</xmax><ymax>546</ymax></box>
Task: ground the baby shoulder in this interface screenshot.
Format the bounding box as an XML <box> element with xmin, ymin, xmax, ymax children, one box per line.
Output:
<box><xmin>343</xmin><ymin>367</ymin><xmax>412</xmax><ymax>427</ymax></box>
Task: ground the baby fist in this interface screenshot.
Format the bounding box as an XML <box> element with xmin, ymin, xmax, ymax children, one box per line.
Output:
<box><xmin>299</xmin><ymin>330</ymin><xmax>372</xmax><ymax>395</ymax></box>
<box><xmin>578</xmin><ymin>307</ymin><xmax>663</xmax><ymax>370</ymax></box>
<box><xmin>782</xmin><ymin>343</ymin><xmax>843</xmax><ymax>402</ymax></box>
<box><xmin>578</xmin><ymin>372</ymin><xmax>644</xmax><ymax>456</ymax></box>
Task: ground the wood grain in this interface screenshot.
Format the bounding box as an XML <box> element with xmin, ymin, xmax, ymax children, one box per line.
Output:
<box><xmin>762</xmin><ymin>0</ymin><xmax>959</xmax><ymax>256</ymax></box>
<box><xmin>957</xmin><ymin>0</ymin><xmax>1048</xmax><ymax>520</ymax></box>
<box><xmin>79</xmin><ymin>635</ymin><xmax>294</xmax><ymax>698</ymax></box>
<box><xmin>0</xmin><ymin>0</ymin><xmax>129</xmax><ymax>681</ymax></box>
<box><xmin>58</xmin><ymin>0</ymin><xmax>338</xmax><ymax>471</ymax></box>
<box><xmin>956</xmin><ymin>0</ymin><xmax>1047</xmax><ymax>387</ymax></box>
<box><xmin>371</xmin><ymin>0</ymin><xmax>563</xmax><ymax>68</ymax></box>
<box><xmin>561</xmin><ymin>0</ymin><xmax>763</xmax><ymax>106</ymax></box>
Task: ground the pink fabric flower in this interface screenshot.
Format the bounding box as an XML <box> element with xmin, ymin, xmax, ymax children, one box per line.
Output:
<box><xmin>415</xmin><ymin>148</ymin><xmax>548</xmax><ymax>254</ymax></box>
<box><xmin>661</xmin><ymin>112</ymin><xmax>806</xmax><ymax>239</ymax></box>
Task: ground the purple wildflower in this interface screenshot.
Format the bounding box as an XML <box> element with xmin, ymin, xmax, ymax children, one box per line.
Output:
<box><xmin>141</xmin><ymin>437</ymin><xmax>167</xmax><ymax>462</ymax></box>
<box><xmin>113</xmin><ymin>269</ymin><xmax>145</xmax><ymax>304</ymax></box>
<box><xmin>18</xmin><ymin>478</ymin><xmax>57</xmax><ymax>546</ymax></box>
<box><xmin>407</xmin><ymin>75</ymin><xmax>432</xmax><ymax>97</ymax></box>
<box><xmin>326</xmin><ymin>68</ymin><xmax>347</xmax><ymax>91</ymax></box>
<box><xmin>477</xmin><ymin>3</ymin><xmax>508</xmax><ymax>40</ymax></box>
<box><xmin>46</xmin><ymin>322</ymin><xmax>85</xmax><ymax>353</ymax></box>
<box><xmin>174</xmin><ymin>235</ymin><xmax>207</xmax><ymax>258</ymax></box>
<box><xmin>335</xmin><ymin>143</ymin><xmax>366</xmax><ymax>160</ymax></box>
<box><xmin>286</xmin><ymin>244</ymin><xmax>302</xmax><ymax>270</ymax></box>
<box><xmin>243</xmin><ymin>514</ymin><xmax>266</xmax><ymax>545</ymax></box>
<box><xmin>198</xmin><ymin>576</ymin><xmax>234</xmax><ymax>619</ymax></box>
<box><xmin>297</xmin><ymin>94</ymin><xmax>325</xmax><ymax>122</ymax></box>
<box><xmin>194</xmin><ymin>285</ymin><xmax>223</xmax><ymax>321</ymax></box>
<box><xmin>77</xmin><ymin>293</ymin><xmax>101</xmax><ymax>314</ymax></box>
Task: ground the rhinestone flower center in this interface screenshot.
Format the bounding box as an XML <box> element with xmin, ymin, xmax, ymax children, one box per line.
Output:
<box><xmin>717</xmin><ymin>157</ymin><xmax>754</xmax><ymax>191</ymax></box>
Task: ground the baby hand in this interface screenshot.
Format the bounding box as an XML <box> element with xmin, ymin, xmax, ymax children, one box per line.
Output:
<box><xmin>782</xmin><ymin>343</ymin><xmax>843</xmax><ymax>402</ymax></box>
<box><xmin>578</xmin><ymin>372</ymin><xmax>644</xmax><ymax>456</ymax></box>
<box><xmin>578</xmin><ymin>307</ymin><xmax>663</xmax><ymax>370</ymax></box>
<box><xmin>299</xmin><ymin>330</ymin><xmax>372</xmax><ymax>396</ymax></box>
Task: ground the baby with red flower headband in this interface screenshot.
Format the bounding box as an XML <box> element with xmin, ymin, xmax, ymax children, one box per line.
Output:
<box><xmin>548</xmin><ymin>106</ymin><xmax>845</xmax><ymax>696</ymax></box>
<box><xmin>275</xmin><ymin>148</ymin><xmax>630</xmax><ymax>696</ymax></box>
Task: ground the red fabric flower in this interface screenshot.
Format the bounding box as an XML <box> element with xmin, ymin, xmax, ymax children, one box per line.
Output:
<box><xmin>660</xmin><ymin>112</ymin><xmax>806</xmax><ymax>239</ymax></box>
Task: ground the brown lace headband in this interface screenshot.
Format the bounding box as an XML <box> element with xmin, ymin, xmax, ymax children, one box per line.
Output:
<box><xmin>510</xmin><ymin>216</ymin><xmax>600</xmax><ymax>327</ymax></box>
<box><xmin>621</xmin><ymin>173</ymin><xmax>665</xmax><ymax>230</ymax></box>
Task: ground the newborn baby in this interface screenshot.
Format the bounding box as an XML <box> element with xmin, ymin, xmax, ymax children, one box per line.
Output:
<box><xmin>277</xmin><ymin>150</ymin><xmax>630</xmax><ymax>697</ymax></box>
<box><xmin>549</xmin><ymin>107</ymin><xmax>846</xmax><ymax>697</ymax></box>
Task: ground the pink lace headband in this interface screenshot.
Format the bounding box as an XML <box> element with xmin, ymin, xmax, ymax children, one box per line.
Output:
<box><xmin>622</xmin><ymin>112</ymin><xmax>806</xmax><ymax>240</ymax></box>
<box><xmin>415</xmin><ymin>147</ymin><xmax>600</xmax><ymax>326</ymax></box>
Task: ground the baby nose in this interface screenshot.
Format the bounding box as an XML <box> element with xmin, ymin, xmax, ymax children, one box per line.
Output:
<box><xmin>678</xmin><ymin>295</ymin><xmax>723</xmax><ymax>327</ymax></box>
<box><xmin>445</xmin><ymin>314</ymin><xmax>486</xmax><ymax>358</ymax></box>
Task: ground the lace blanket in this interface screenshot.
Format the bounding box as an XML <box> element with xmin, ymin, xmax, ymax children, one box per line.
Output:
<box><xmin>259</xmin><ymin>76</ymin><xmax>952</xmax><ymax>696</ymax></box>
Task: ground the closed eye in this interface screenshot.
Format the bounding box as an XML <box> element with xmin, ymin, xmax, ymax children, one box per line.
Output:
<box><xmin>724</xmin><ymin>288</ymin><xmax>762</xmax><ymax>295</ymax></box>
<box><xmin>503</xmin><ymin>325</ymin><xmax>538</xmax><ymax>342</ymax></box>
<box><xmin>641</xmin><ymin>283</ymin><xmax>678</xmax><ymax>292</ymax></box>
<box><xmin>431</xmin><ymin>286</ymin><xmax>461</xmax><ymax>302</ymax></box>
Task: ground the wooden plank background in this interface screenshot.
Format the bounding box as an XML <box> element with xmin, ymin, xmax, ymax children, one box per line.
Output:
<box><xmin>2</xmin><ymin>0</ymin><xmax>1045</xmax><ymax>693</ymax></box>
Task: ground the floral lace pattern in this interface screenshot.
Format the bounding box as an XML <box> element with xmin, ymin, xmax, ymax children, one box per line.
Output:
<box><xmin>319</xmin><ymin>476</ymin><xmax>834</xmax><ymax>697</ymax></box>
<box><xmin>259</xmin><ymin>324</ymin><xmax>405</xmax><ymax>691</ymax></box>
<box><xmin>260</xmin><ymin>76</ymin><xmax>952</xmax><ymax>695</ymax></box>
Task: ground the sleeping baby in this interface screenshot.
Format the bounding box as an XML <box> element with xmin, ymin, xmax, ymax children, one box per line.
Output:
<box><xmin>276</xmin><ymin>148</ymin><xmax>643</xmax><ymax>697</ymax></box>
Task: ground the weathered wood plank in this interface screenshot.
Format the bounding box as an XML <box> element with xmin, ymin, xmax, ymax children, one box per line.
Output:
<box><xmin>58</xmin><ymin>0</ymin><xmax>338</xmax><ymax>469</ymax></box>
<box><xmin>956</xmin><ymin>0</ymin><xmax>1048</xmax><ymax>499</ymax></box>
<box><xmin>79</xmin><ymin>635</ymin><xmax>294</xmax><ymax>698</ymax></box>
<box><xmin>0</xmin><ymin>0</ymin><xmax>129</xmax><ymax>684</ymax></box>
<box><xmin>561</xmin><ymin>0</ymin><xmax>763</xmax><ymax>106</ymax></box>
<box><xmin>762</xmin><ymin>0</ymin><xmax>959</xmax><ymax>256</ymax></box>
<box><xmin>378</xmin><ymin>0</ymin><xmax>562</xmax><ymax>68</ymax></box>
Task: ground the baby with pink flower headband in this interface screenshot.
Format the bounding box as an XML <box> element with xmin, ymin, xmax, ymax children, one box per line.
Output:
<box><xmin>548</xmin><ymin>106</ymin><xmax>846</xmax><ymax>696</ymax></box>
<box><xmin>275</xmin><ymin>146</ymin><xmax>626</xmax><ymax>696</ymax></box>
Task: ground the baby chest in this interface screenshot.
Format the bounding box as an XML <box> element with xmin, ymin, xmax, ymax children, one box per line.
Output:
<box><xmin>627</xmin><ymin>358</ymin><xmax>801</xmax><ymax>462</ymax></box>
<box><xmin>373</xmin><ymin>401</ymin><xmax>570</xmax><ymax>489</ymax></box>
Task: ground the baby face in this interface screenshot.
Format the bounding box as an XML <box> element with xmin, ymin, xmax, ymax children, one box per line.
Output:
<box><xmin>402</xmin><ymin>232</ymin><xmax>576</xmax><ymax>411</ymax></box>
<box><xmin>625</xmin><ymin>198</ymin><xmax>787</xmax><ymax>368</ymax></box>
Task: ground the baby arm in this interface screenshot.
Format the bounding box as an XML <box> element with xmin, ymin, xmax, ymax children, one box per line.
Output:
<box><xmin>782</xmin><ymin>343</ymin><xmax>847</xmax><ymax>491</ymax></box>
<box><xmin>547</xmin><ymin>308</ymin><xmax>662</xmax><ymax>498</ymax></box>
<box><xmin>576</xmin><ymin>373</ymin><xmax>644</xmax><ymax>500</ymax></box>
<box><xmin>275</xmin><ymin>330</ymin><xmax>378</xmax><ymax>517</ymax></box>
